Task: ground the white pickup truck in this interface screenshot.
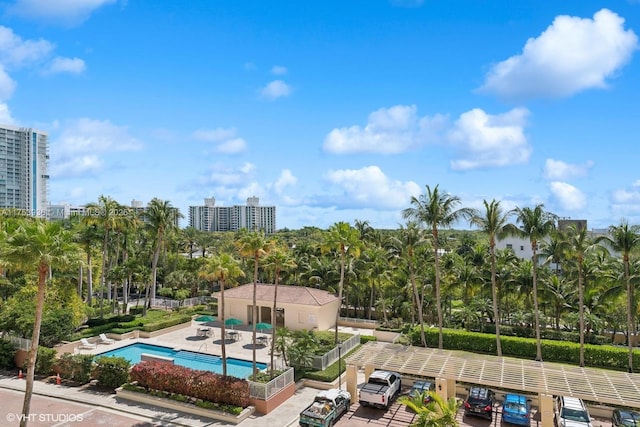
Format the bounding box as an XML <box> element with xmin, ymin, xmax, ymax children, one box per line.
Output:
<box><xmin>358</xmin><ymin>370</ymin><xmax>402</xmax><ymax>409</ymax></box>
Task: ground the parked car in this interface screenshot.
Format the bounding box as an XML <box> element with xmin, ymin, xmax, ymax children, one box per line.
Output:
<box><xmin>408</xmin><ymin>380</ymin><xmax>436</xmax><ymax>404</ymax></box>
<box><xmin>555</xmin><ymin>396</ymin><xmax>593</xmax><ymax>427</ymax></box>
<box><xmin>358</xmin><ymin>370</ymin><xmax>402</xmax><ymax>409</ymax></box>
<box><xmin>299</xmin><ymin>389</ymin><xmax>351</xmax><ymax>427</ymax></box>
<box><xmin>613</xmin><ymin>408</ymin><xmax>640</xmax><ymax>426</ymax></box>
<box><xmin>501</xmin><ymin>393</ymin><xmax>531</xmax><ymax>426</ymax></box>
<box><xmin>463</xmin><ymin>386</ymin><xmax>495</xmax><ymax>420</ymax></box>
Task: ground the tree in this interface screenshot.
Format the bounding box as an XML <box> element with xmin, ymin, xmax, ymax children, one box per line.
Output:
<box><xmin>560</xmin><ymin>224</ymin><xmax>602</xmax><ymax>367</ymax></box>
<box><xmin>322</xmin><ymin>222</ymin><xmax>361</xmax><ymax>344</ymax></box>
<box><xmin>143</xmin><ymin>198</ymin><xmax>182</xmax><ymax>310</ymax></box>
<box><xmin>236</xmin><ymin>229</ymin><xmax>272</xmax><ymax>377</ymax></box>
<box><xmin>597</xmin><ymin>220</ymin><xmax>640</xmax><ymax>372</ymax></box>
<box><xmin>398</xmin><ymin>390</ymin><xmax>461</xmax><ymax>427</ymax></box>
<box><xmin>199</xmin><ymin>253</ymin><xmax>244</xmax><ymax>377</ymax></box>
<box><xmin>0</xmin><ymin>219</ymin><xmax>77</xmax><ymax>427</ymax></box>
<box><xmin>470</xmin><ymin>199</ymin><xmax>511</xmax><ymax>356</ymax></box>
<box><xmin>403</xmin><ymin>184</ymin><xmax>475</xmax><ymax>349</ymax></box>
<box><xmin>263</xmin><ymin>242</ymin><xmax>296</xmax><ymax>377</ymax></box>
<box><xmin>510</xmin><ymin>204</ymin><xmax>556</xmax><ymax>361</ymax></box>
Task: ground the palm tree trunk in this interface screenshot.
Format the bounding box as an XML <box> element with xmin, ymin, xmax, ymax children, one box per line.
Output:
<box><xmin>434</xmin><ymin>227</ymin><xmax>444</xmax><ymax>350</ymax></box>
<box><xmin>221</xmin><ymin>280</ymin><xmax>227</xmax><ymax>377</ymax></box>
<box><xmin>78</xmin><ymin>264</ymin><xmax>83</xmax><ymax>299</ymax></box>
<box><xmin>626</xmin><ymin>258</ymin><xmax>634</xmax><ymax>372</ymax></box>
<box><xmin>578</xmin><ymin>265</ymin><xmax>585</xmax><ymax>367</ymax></box>
<box><xmin>87</xmin><ymin>252</ymin><xmax>93</xmax><ymax>306</ymax></box>
<box><xmin>252</xmin><ymin>256</ymin><xmax>258</xmax><ymax>377</ymax></box>
<box><xmin>532</xmin><ymin>248</ymin><xmax>543</xmax><ymax>362</ymax></box>
<box><xmin>491</xmin><ymin>247</ymin><xmax>502</xmax><ymax>357</ymax></box>
<box><xmin>410</xmin><ymin>264</ymin><xmax>427</xmax><ymax>347</ymax></box>
<box><xmin>20</xmin><ymin>264</ymin><xmax>48</xmax><ymax>427</ymax></box>
<box><xmin>335</xmin><ymin>247</ymin><xmax>346</xmax><ymax>345</ymax></box>
<box><xmin>270</xmin><ymin>270</ymin><xmax>280</xmax><ymax>378</ymax></box>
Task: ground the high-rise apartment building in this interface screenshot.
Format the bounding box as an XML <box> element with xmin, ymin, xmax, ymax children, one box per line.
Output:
<box><xmin>189</xmin><ymin>196</ymin><xmax>276</xmax><ymax>233</ymax></box>
<box><xmin>0</xmin><ymin>125</ymin><xmax>49</xmax><ymax>216</ymax></box>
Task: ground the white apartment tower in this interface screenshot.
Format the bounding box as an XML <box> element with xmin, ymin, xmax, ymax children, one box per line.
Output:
<box><xmin>189</xmin><ymin>196</ymin><xmax>276</xmax><ymax>233</ymax></box>
<box><xmin>0</xmin><ymin>125</ymin><xmax>49</xmax><ymax>215</ymax></box>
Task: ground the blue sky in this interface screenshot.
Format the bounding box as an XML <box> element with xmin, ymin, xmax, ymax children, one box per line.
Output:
<box><xmin>1</xmin><ymin>0</ymin><xmax>639</xmax><ymax>230</ymax></box>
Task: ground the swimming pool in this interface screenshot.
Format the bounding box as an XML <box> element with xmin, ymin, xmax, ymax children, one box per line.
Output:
<box><xmin>96</xmin><ymin>343</ymin><xmax>267</xmax><ymax>379</ymax></box>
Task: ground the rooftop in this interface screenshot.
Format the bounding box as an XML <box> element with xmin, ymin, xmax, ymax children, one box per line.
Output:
<box><xmin>218</xmin><ymin>284</ymin><xmax>340</xmax><ymax>306</ymax></box>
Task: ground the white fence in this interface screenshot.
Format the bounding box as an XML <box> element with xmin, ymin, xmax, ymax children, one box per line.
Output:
<box><xmin>0</xmin><ymin>333</ymin><xmax>31</xmax><ymax>351</ymax></box>
<box><xmin>312</xmin><ymin>333</ymin><xmax>360</xmax><ymax>371</ymax></box>
<box><xmin>338</xmin><ymin>317</ymin><xmax>379</xmax><ymax>327</ymax></box>
<box><xmin>248</xmin><ymin>367</ymin><xmax>295</xmax><ymax>400</ymax></box>
<box><xmin>150</xmin><ymin>296</ymin><xmax>208</xmax><ymax>309</ymax></box>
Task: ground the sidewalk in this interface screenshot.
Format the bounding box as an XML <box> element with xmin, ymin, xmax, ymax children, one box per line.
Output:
<box><xmin>0</xmin><ymin>374</ymin><xmax>320</xmax><ymax>426</ymax></box>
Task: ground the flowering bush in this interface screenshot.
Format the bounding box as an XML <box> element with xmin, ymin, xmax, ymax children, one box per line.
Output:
<box><xmin>129</xmin><ymin>361</ymin><xmax>250</xmax><ymax>407</ymax></box>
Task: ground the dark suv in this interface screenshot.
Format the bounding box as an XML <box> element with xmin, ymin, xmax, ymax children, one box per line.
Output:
<box><xmin>463</xmin><ymin>387</ymin><xmax>495</xmax><ymax>420</ymax></box>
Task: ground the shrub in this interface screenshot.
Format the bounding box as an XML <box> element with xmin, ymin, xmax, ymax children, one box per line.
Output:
<box><xmin>141</xmin><ymin>315</ymin><xmax>192</xmax><ymax>332</ymax></box>
<box><xmin>23</xmin><ymin>346</ymin><xmax>57</xmax><ymax>376</ymax></box>
<box><xmin>92</xmin><ymin>356</ymin><xmax>131</xmax><ymax>388</ymax></box>
<box><xmin>0</xmin><ymin>339</ymin><xmax>17</xmax><ymax>370</ymax></box>
<box><xmin>57</xmin><ymin>353</ymin><xmax>94</xmax><ymax>384</ymax></box>
<box><xmin>129</xmin><ymin>306</ymin><xmax>144</xmax><ymax>316</ymax></box>
<box><xmin>360</xmin><ymin>335</ymin><xmax>377</xmax><ymax>345</ymax></box>
<box><xmin>129</xmin><ymin>361</ymin><xmax>250</xmax><ymax>407</ymax></box>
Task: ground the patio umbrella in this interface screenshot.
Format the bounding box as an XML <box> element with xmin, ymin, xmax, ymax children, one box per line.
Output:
<box><xmin>194</xmin><ymin>315</ymin><xmax>217</xmax><ymax>323</ymax></box>
<box><xmin>224</xmin><ymin>317</ymin><xmax>243</xmax><ymax>330</ymax></box>
<box><xmin>255</xmin><ymin>322</ymin><xmax>272</xmax><ymax>331</ymax></box>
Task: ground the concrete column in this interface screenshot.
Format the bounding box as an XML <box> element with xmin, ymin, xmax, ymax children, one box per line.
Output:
<box><xmin>346</xmin><ymin>364</ymin><xmax>358</xmax><ymax>403</ymax></box>
<box><xmin>364</xmin><ymin>364</ymin><xmax>375</xmax><ymax>382</ymax></box>
<box><xmin>435</xmin><ymin>377</ymin><xmax>456</xmax><ymax>401</ymax></box>
<box><xmin>538</xmin><ymin>393</ymin><xmax>555</xmax><ymax>427</ymax></box>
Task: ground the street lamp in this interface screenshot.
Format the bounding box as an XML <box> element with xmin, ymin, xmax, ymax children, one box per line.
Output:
<box><xmin>338</xmin><ymin>341</ymin><xmax>342</xmax><ymax>390</ymax></box>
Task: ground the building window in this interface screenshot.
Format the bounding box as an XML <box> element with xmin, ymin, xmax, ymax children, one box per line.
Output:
<box><xmin>506</xmin><ymin>244</ymin><xmax>513</xmax><ymax>250</ymax></box>
<box><xmin>520</xmin><ymin>246</ymin><xmax>524</xmax><ymax>251</ymax></box>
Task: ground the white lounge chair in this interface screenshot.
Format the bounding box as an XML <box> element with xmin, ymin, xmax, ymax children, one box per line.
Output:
<box><xmin>98</xmin><ymin>333</ymin><xmax>115</xmax><ymax>344</ymax></box>
<box><xmin>79</xmin><ymin>338</ymin><xmax>97</xmax><ymax>349</ymax></box>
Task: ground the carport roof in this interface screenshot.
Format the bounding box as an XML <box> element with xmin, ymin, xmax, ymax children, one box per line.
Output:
<box><xmin>346</xmin><ymin>342</ymin><xmax>640</xmax><ymax>408</ymax></box>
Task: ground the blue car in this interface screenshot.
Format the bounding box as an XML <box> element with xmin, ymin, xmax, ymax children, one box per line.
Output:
<box><xmin>502</xmin><ymin>393</ymin><xmax>531</xmax><ymax>426</ymax></box>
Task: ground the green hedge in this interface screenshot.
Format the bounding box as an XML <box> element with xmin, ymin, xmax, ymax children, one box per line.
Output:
<box><xmin>142</xmin><ymin>315</ymin><xmax>192</xmax><ymax>332</ymax></box>
<box><xmin>408</xmin><ymin>326</ymin><xmax>640</xmax><ymax>370</ymax></box>
<box><xmin>93</xmin><ymin>356</ymin><xmax>131</xmax><ymax>388</ymax></box>
<box><xmin>57</xmin><ymin>354</ymin><xmax>94</xmax><ymax>384</ymax></box>
<box><xmin>0</xmin><ymin>339</ymin><xmax>17</xmax><ymax>370</ymax></box>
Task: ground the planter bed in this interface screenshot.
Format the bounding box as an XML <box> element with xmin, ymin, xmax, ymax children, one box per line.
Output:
<box><xmin>115</xmin><ymin>386</ymin><xmax>254</xmax><ymax>424</ymax></box>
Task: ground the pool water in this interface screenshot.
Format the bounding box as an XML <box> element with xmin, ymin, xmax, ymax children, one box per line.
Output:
<box><xmin>96</xmin><ymin>343</ymin><xmax>267</xmax><ymax>378</ymax></box>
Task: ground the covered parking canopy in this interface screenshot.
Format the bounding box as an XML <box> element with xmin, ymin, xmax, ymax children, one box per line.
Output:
<box><xmin>345</xmin><ymin>342</ymin><xmax>640</xmax><ymax>426</ymax></box>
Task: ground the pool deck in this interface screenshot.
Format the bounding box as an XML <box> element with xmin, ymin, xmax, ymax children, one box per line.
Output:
<box><xmin>79</xmin><ymin>320</ymin><xmax>282</xmax><ymax>369</ymax></box>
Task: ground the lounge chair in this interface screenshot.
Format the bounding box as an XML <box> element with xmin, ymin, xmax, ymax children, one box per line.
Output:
<box><xmin>79</xmin><ymin>338</ymin><xmax>97</xmax><ymax>349</ymax></box>
<box><xmin>98</xmin><ymin>333</ymin><xmax>115</xmax><ymax>344</ymax></box>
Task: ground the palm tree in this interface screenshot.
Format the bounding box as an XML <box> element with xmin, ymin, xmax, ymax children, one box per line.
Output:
<box><xmin>510</xmin><ymin>204</ymin><xmax>556</xmax><ymax>361</ymax></box>
<box><xmin>391</xmin><ymin>222</ymin><xmax>429</xmax><ymax>346</ymax></box>
<box><xmin>263</xmin><ymin>242</ymin><xmax>296</xmax><ymax>377</ymax></box>
<box><xmin>236</xmin><ymin>229</ymin><xmax>272</xmax><ymax>377</ymax></box>
<box><xmin>0</xmin><ymin>219</ymin><xmax>77</xmax><ymax>427</ymax></box>
<box><xmin>398</xmin><ymin>390</ymin><xmax>461</xmax><ymax>427</ymax></box>
<box><xmin>597</xmin><ymin>220</ymin><xmax>640</xmax><ymax>372</ymax></box>
<box><xmin>199</xmin><ymin>253</ymin><xmax>244</xmax><ymax>377</ymax></box>
<box><xmin>403</xmin><ymin>184</ymin><xmax>475</xmax><ymax>349</ymax></box>
<box><xmin>143</xmin><ymin>198</ymin><xmax>182</xmax><ymax>311</ymax></box>
<box><xmin>322</xmin><ymin>222</ymin><xmax>361</xmax><ymax>344</ymax></box>
<box><xmin>470</xmin><ymin>199</ymin><xmax>511</xmax><ymax>357</ymax></box>
<box><xmin>561</xmin><ymin>224</ymin><xmax>601</xmax><ymax>367</ymax></box>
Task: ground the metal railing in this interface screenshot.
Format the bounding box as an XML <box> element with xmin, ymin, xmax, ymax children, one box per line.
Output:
<box><xmin>150</xmin><ymin>296</ymin><xmax>208</xmax><ymax>309</ymax></box>
<box><xmin>248</xmin><ymin>367</ymin><xmax>294</xmax><ymax>400</ymax></box>
<box><xmin>1</xmin><ymin>333</ymin><xmax>31</xmax><ymax>351</ymax></box>
<box><xmin>312</xmin><ymin>333</ymin><xmax>360</xmax><ymax>370</ymax></box>
<box><xmin>338</xmin><ymin>317</ymin><xmax>379</xmax><ymax>326</ymax></box>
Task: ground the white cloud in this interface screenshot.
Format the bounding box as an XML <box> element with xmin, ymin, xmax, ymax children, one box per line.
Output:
<box><xmin>611</xmin><ymin>181</ymin><xmax>640</xmax><ymax>215</ymax></box>
<box><xmin>549</xmin><ymin>181</ymin><xmax>587</xmax><ymax>211</ymax></box>
<box><xmin>324</xmin><ymin>165</ymin><xmax>421</xmax><ymax>209</ymax></box>
<box><xmin>193</xmin><ymin>127</ymin><xmax>236</xmax><ymax>142</ymax></box>
<box><xmin>543</xmin><ymin>158</ymin><xmax>594</xmax><ymax>180</ymax></box>
<box><xmin>447</xmin><ymin>107</ymin><xmax>531</xmax><ymax>170</ymax></box>
<box><xmin>0</xmin><ymin>102</ymin><xmax>14</xmax><ymax>123</ymax></box>
<box><xmin>193</xmin><ymin>127</ymin><xmax>247</xmax><ymax>154</ymax></box>
<box><xmin>323</xmin><ymin>104</ymin><xmax>447</xmax><ymax>154</ymax></box>
<box><xmin>44</xmin><ymin>57</ymin><xmax>86</xmax><ymax>75</ymax></box>
<box><xmin>271</xmin><ymin>65</ymin><xmax>288</xmax><ymax>75</ymax></box>
<box><xmin>6</xmin><ymin>0</ymin><xmax>118</xmax><ymax>25</ymax></box>
<box><xmin>274</xmin><ymin>169</ymin><xmax>297</xmax><ymax>194</ymax></box>
<box><xmin>479</xmin><ymin>9</ymin><xmax>638</xmax><ymax>100</ymax></box>
<box><xmin>52</xmin><ymin>118</ymin><xmax>143</xmax><ymax>178</ymax></box>
<box><xmin>260</xmin><ymin>80</ymin><xmax>292</xmax><ymax>100</ymax></box>
<box><xmin>216</xmin><ymin>137</ymin><xmax>247</xmax><ymax>154</ymax></box>
<box><xmin>0</xmin><ymin>26</ymin><xmax>54</xmax><ymax>68</ymax></box>
<box><xmin>0</xmin><ymin>65</ymin><xmax>16</xmax><ymax>100</ymax></box>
